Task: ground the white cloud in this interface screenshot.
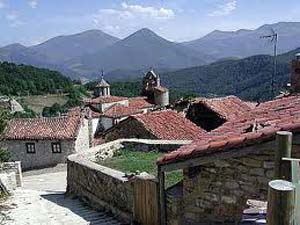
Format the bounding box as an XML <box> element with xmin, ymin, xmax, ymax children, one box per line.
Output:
<box><xmin>92</xmin><ymin>2</ymin><xmax>175</xmax><ymax>36</ymax></box>
<box><xmin>6</xmin><ymin>12</ymin><xmax>17</xmax><ymax>21</ymax></box>
<box><xmin>28</xmin><ymin>0</ymin><xmax>38</xmax><ymax>9</ymax></box>
<box><xmin>121</xmin><ymin>2</ymin><xmax>175</xmax><ymax>19</ymax></box>
<box><xmin>6</xmin><ymin>12</ymin><xmax>24</xmax><ymax>27</ymax></box>
<box><xmin>209</xmin><ymin>0</ymin><xmax>237</xmax><ymax>17</ymax></box>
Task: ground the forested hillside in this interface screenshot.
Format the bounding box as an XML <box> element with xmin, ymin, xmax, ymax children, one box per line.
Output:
<box><xmin>161</xmin><ymin>48</ymin><xmax>300</xmax><ymax>101</ymax></box>
<box><xmin>0</xmin><ymin>62</ymin><xmax>74</xmax><ymax>96</ymax></box>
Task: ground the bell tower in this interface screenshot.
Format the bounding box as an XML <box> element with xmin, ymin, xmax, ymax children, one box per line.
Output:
<box><xmin>94</xmin><ymin>70</ymin><xmax>110</xmax><ymax>97</ymax></box>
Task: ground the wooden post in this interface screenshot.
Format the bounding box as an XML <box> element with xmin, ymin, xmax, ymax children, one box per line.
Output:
<box><xmin>275</xmin><ymin>131</ymin><xmax>293</xmax><ymax>180</ymax></box>
<box><xmin>158</xmin><ymin>166</ymin><xmax>166</xmax><ymax>225</ymax></box>
<box><xmin>267</xmin><ymin>180</ymin><xmax>296</xmax><ymax>225</ymax></box>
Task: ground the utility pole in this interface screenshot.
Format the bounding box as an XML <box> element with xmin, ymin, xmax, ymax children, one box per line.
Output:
<box><xmin>261</xmin><ymin>29</ymin><xmax>278</xmax><ymax>99</ymax></box>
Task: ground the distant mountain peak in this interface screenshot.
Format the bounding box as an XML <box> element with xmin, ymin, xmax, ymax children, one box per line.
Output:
<box><xmin>127</xmin><ymin>28</ymin><xmax>161</xmax><ymax>39</ymax></box>
<box><xmin>0</xmin><ymin>43</ymin><xmax>27</xmax><ymax>51</ymax></box>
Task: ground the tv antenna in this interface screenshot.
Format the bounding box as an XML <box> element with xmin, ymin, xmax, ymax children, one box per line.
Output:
<box><xmin>260</xmin><ymin>28</ymin><xmax>278</xmax><ymax>99</ymax></box>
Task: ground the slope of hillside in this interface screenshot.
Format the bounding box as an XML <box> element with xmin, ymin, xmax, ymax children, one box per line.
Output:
<box><xmin>66</xmin><ymin>28</ymin><xmax>208</xmax><ymax>76</ymax></box>
<box><xmin>31</xmin><ymin>30</ymin><xmax>120</xmax><ymax>63</ymax></box>
<box><xmin>184</xmin><ymin>22</ymin><xmax>300</xmax><ymax>60</ymax></box>
<box><xmin>0</xmin><ymin>62</ymin><xmax>73</xmax><ymax>96</ymax></box>
<box><xmin>161</xmin><ymin>48</ymin><xmax>300</xmax><ymax>101</ymax></box>
<box><xmin>1</xmin><ymin>22</ymin><xmax>300</xmax><ymax>79</ymax></box>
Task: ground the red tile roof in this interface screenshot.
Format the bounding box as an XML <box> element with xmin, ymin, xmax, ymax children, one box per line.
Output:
<box><xmin>103</xmin><ymin>104</ymin><xmax>142</xmax><ymax>118</ymax></box>
<box><xmin>128</xmin><ymin>97</ymin><xmax>154</xmax><ymax>109</ymax></box>
<box><xmin>132</xmin><ymin>110</ymin><xmax>206</xmax><ymax>140</ymax></box>
<box><xmin>192</xmin><ymin>96</ymin><xmax>253</xmax><ymax>120</ymax></box>
<box><xmin>3</xmin><ymin>113</ymin><xmax>82</xmax><ymax>140</ymax></box>
<box><xmin>157</xmin><ymin>94</ymin><xmax>300</xmax><ymax>165</ymax></box>
<box><xmin>83</xmin><ymin>96</ymin><xmax>128</xmax><ymax>104</ymax></box>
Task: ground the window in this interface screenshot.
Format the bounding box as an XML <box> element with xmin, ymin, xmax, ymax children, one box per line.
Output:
<box><xmin>26</xmin><ymin>143</ymin><xmax>36</xmax><ymax>154</ymax></box>
<box><xmin>52</xmin><ymin>143</ymin><xmax>61</xmax><ymax>153</ymax></box>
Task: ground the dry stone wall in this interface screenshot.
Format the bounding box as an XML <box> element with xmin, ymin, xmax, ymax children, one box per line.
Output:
<box><xmin>0</xmin><ymin>161</ymin><xmax>22</xmax><ymax>194</ymax></box>
<box><xmin>180</xmin><ymin>143</ymin><xmax>300</xmax><ymax>225</ymax></box>
<box><xmin>67</xmin><ymin>154</ymin><xmax>134</xmax><ymax>222</ymax></box>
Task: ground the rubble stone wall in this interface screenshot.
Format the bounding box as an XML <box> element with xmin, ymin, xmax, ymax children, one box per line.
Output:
<box><xmin>180</xmin><ymin>142</ymin><xmax>300</xmax><ymax>225</ymax></box>
<box><xmin>0</xmin><ymin>161</ymin><xmax>23</xmax><ymax>194</ymax></box>
<box><xmin>67</xmin><ymin>154</ymin><xmax>134</xmax><ymax>222</ymax></box>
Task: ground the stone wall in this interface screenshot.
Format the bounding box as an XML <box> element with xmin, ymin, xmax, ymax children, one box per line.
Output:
<box><xmin>1</xmin><ymin>139</ymin><xmax>75</xmax><ymax>170</ymax></box>
<box><xmin>166</xmin><ymin>182</ymin><xmax>183</xmax><ymax>225</ymax></box>
<box><xmin>67</xmin><ymin>154</ymin><xmax>134</xmax><ymax>222</ymax></box>
<box><xmin>0</xmin><ymin>119</ymin><xmax>90</xmax><ymax>170</ymax></box>
<box><xmin>178</xmin><ymin>141</ymin><xmax>300</xmax><ymax>225</ymax></box>
<box><xmin>104</xmin><ymin>119</ymin><xmax>157</xmax><ymax>142</ymax></box>
<box><xmin>75</xmin><ymin>118</ymin><xmax>90</xmax><ymax>153</ymax></box>
<box><xmin>89</xmin><ymin>138</ymin><xmax>191</xmax><ymax>161</ymax></box>
<box><xmin>0</xmin><ymin>161</ymin><xmax>22</xmax><ymax>194</ymax></box>
<box><xmin>67</xmin><ymin>138</ymin><xmax>191</xmax><ymax>223</ymax></box>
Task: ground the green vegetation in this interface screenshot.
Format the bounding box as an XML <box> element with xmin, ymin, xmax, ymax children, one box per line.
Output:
<box><xmin>0</xmin><ymin>148</ymin><xmax>11</xmax><ymax>163</ymax></box>
<box><xmin>0</xmin><ymin>62</ymin><xmax>73</xmax><ymax>96</ymax></box>
<box><xmin>86</xmin><ymin>80</ymin><xmax>198</xmax><ymax>103</ymax></box>
<box><xmin>85</xmin><ymin>80</ymin><xmax>142</xmax><ymax>97</ymax></box>
<box><xmin>22</xmin><ymin>95</ymin><xmax>69</xmax><ymax>115</ymax></box>
<box><xmin>97</xmin><ymin>148</ymin><xmax>182</xmax><ymax>188</ymax></box>
<box><xmin>0</xmin><ymin>109</ymin><xmax>10</xmax><ymax>135</ymax></box>
<box><xmin>0</xmin><ymin>62</ymin><xmax>87</xmax><ymax>117</ymax></box>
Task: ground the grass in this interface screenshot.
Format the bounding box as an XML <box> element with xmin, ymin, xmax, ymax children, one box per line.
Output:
<box><xmin>97</xmin><ymin>148</ymin><xmax>183</xmax><ymax>188</ymax></box>
<box><xmin>21</xmin><ymin>94</ymin><xmax>69</xmax><ymax>114</ymax></box>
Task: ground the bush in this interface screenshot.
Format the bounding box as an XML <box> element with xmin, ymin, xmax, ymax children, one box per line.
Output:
<box><xmin>0</xmin><ymin>148</ymin><xmax>11</xmax><ymax>163</ymax></box>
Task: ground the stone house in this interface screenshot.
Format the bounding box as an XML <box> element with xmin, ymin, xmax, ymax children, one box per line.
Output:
<box><xmin>156</xmin><ymin>94</ymin><xmax>300</xmax><ymax>225</ymax></box>
<box><xmin>104</xmin><ymin>110</ymin><xmax>205</xmax><ymax>142</ymax></box>
<box><xmin>186</xmin><ymin>95</ymin><xmax>255</xmax><ymax>131</ymax></box>
<box><xmin>0</xmin><ymin>108</ymin><xmax>89</xmax><ymax>170</ymax></box>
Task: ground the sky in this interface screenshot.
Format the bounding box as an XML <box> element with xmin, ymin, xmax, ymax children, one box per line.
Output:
<box><xmin>0</xmin><ymin>0</ymin><xmax>300</xmax><ymax>46</ymax></box>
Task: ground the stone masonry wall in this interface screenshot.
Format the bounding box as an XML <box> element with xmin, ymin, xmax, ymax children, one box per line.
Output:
<box><xmin>104</xmin><ymin>119</ymin><xmax>156</xmax><ymax>142</ymax></box>
<box><xmin>0</xmin><ymin>161</ymin><xmax>23</xmax><ymax>194</ymax></box>
<box><xmin>67</xmin><ymin>154</ymin><xmax>134</xmax><ymax>222</ymax></box>
<box><xmin>75</xmin><ymin>118</ymin><xmax>90</xmax><ymax>152</ymax></box>
<box><xmin>1</xmin><ymin>139</ymin><xmax>75</xmax><ymax>170</ymax></box>
<box><xmin>180</xmin><ymin>142</ymin><xmax>300</xmax><ymax>225</ymax></box>
<box><xmin>0</xmin><ymin>119</ymin><xmax>89</xmax><ymax>170</ymax></box>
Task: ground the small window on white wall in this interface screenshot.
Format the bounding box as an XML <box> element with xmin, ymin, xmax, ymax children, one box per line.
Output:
<box><xmin>26</xmin><ymin>143</ymin><xmax>36</xmax><ymax>154</ymax></box>
<box><xmin>52</xmin><ymin>143</ymin><xmax>61</xmax><ymax>153</ymax></box>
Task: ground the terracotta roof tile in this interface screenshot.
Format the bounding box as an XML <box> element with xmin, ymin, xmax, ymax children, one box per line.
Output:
<box><xmin>157</xmin><ymin>94</ymin><xmax>300</xmax><ymax>165</ymax></box>
<box><xmin>193</xmin><ymin>96</ymin><xmax>253</xmax><ymax>120</ymax></box>
<box><xmin>132</xmin><ymin>110</ymin><xmax>206</xmax><ymax>140</ymax></box>
<box><xmin>128</xmin><ymin>97</ymin><xmax>154</xmax><ymax>109</ymax></box>
<box><xmin>103</xmin><ymin>104</ymin><xmax>142</xmax><ymax>118</ymax></box>
<box><xmin>4</xmin><ymin>113</ymin><xmax>82</xmax><ymax>140</ymax></box>
<box><xmin>84</xmin><ymin>96</ymin><xmax>128</xmax><ymax>104</ymax></box>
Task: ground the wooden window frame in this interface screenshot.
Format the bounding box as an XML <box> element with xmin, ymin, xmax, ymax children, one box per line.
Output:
<box><xmin>52</xmin><ymin>142</ymin><xmax>62</xmax><ymax>154</ymax></box>
<box><xmin>26</xmin><ymin>143</ymin><xmax>36</xmax><ymax>154</ymax></box>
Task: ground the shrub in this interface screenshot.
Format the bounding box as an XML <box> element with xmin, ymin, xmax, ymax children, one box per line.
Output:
<box><xmin>0</xmin><ymin>148</ymin><xmax>11</xmax><ymax>163</ymax></box>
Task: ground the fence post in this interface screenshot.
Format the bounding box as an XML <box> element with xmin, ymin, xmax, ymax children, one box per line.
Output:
<box><xmin>158</xmin><ymin>166</ymin><xmax>166</xmax><ymax>225</ymax></box>
<box><xmin>275</xmin><ymin>131</ymin><xmax>292</xmax><ymax>180</ymax></box>
<box><xmin>267</xmin><ymin>180</ymin><xmax>296</xmax><ymax>225</ymax></box>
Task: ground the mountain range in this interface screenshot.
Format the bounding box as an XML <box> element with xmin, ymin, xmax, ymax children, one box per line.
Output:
<box><xmin>1</xmin><ymin>22</ymin><xmax>300</xmax><ymax>79</ymax></box>
<box><xmin>161</xmin><ymin>47</ymin><xmax>300</xmax><ymax>101</ymax></box>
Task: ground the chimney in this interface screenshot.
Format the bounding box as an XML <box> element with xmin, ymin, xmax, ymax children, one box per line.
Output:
<box><xmin>291</xmin><ymin>53</ymin><xmax>300</xmax><ymax>93</ymax></box>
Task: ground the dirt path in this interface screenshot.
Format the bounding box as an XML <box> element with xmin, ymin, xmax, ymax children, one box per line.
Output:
<box><xmin>2</xmin><ymin>169</ymin><xmax>124</xmax><ymax>225</ymax></box>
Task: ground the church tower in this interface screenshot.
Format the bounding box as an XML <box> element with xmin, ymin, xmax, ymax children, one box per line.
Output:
<box><xmin>94</xmin><ymin>71</ymin><xmax>110</xmax><ymax>97</ymax></box>
<box><xmin>141</xmin><ymin>68</ymin><xmax>160</xmax><ymax>98</ymax></box>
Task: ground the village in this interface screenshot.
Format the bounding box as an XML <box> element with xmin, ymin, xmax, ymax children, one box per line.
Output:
<box><xmin>0</xmin><ymin>51</ymin><xmax>299</xmax><ymax>225</ymax></box>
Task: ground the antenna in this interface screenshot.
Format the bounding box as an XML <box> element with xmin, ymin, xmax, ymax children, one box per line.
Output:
<box><xmin>260</xmin><ymin>28</ymin><xmax>278</xmax><ymax>99</ymax></box>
